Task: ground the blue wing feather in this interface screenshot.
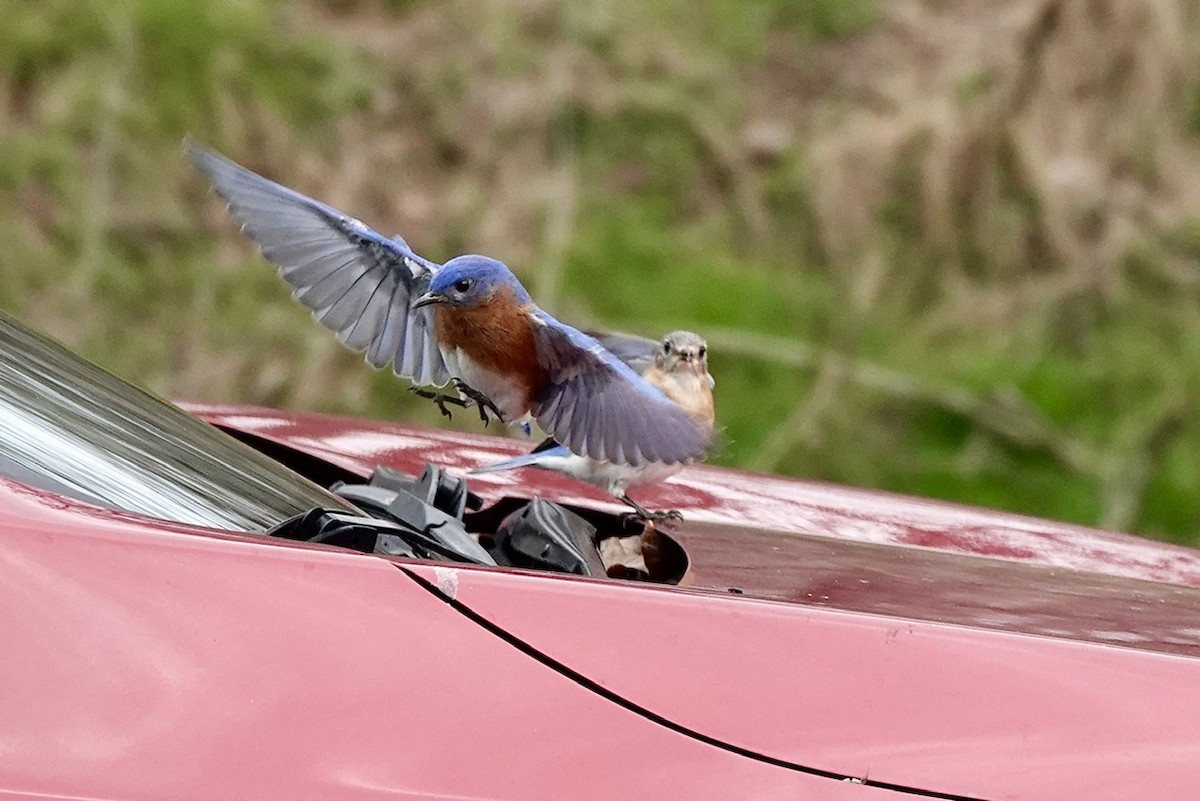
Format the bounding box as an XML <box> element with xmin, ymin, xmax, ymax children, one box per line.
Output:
<box><xmin>528</xmin><ymin>312</ymin><xmax>711</xmax><ymax>467</ymax></box>
<box><xmin>188</xmin><ymin>142</ymin><xmax>451</xmax><ymax>388</ymax></box>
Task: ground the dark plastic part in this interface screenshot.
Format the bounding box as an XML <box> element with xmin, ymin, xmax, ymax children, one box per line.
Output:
<box><xmin>267</xmin><ymin>507</ymin><xmax>492</xmax><ymax>565</ymax></box>
<box><xmin>269</xmin><ymin>509</ymin><xmax>393</xmax><ymax>554</ymax></box>
<box><xmin>324</xmin><ymin>463</ymin><xmax>621</xmax><ymax>575</ymax></box>
<box><xmin>492</xmin><ymin>498</ymin><xmax>605</xmax><ymax>576</ymax></box>
<box><xmin>387</xmin><ymin>490</ymin><xmax>495</xmax><ymax>565</ymax></box>
<box><xmin>336</xmin><ymin>485</ymin><xmax>496</xmax><ymax>566</ymax></box>
<box><xmin>367</xmin><ymin>464</ymin><xmax>482</xmax><ymax>515</ymax></box>
<box><xmin>332</xmin><ymin>464</ymin><xmax>495</xmax><ymax>566</ymax></box>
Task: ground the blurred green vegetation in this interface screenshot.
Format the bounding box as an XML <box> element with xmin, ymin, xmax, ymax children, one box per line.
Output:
<box><xmin>4</xmin><ymin>0</ymin><xmax>1200</xmax><ymax>544</ymax></box>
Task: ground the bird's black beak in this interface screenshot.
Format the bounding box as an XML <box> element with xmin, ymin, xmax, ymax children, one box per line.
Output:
<box><xmin>413</xmin><ymin>291</ymin><xmax>445</xmax><ymax>309</ymax></box>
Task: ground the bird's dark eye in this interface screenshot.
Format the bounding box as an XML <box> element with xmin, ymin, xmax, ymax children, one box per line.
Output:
<box><xmin>698</xmin><ymin>346</ymin><xmax>706</xmax><ymax>359</ymax></box>
<box><xmin>662</xmin><ymin>340</ymin><xmax>672</xmax><ymax>354</ymax></box>
<box><xmin>454</xmin><ymin>279</ymin><xmax>472</xmax><ymax>293</ymax></box>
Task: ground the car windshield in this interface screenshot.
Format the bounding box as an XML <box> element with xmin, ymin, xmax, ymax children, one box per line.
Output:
<box><xmin>0</xmin><ymin>311</ymin><xmax>360</xmax><ymax>531</ymax></box>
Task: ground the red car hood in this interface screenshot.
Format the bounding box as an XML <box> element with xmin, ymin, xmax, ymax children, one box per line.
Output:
<box><xmin>4</xmin><ymin>401</ymin><xmax>1199</xmax><ymax>801</ymax></box>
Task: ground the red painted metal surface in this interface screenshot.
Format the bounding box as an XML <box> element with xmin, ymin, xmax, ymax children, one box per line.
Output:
<box><xmin>403</xmin><ymin>560</ymin><xmax>1200</xmax><ymax>801</ymax></box>
<box><xmin>678</xmin><ymin>521</ymin><xmax>1200</xmax><ymax>657</ymax></box>
<box><xmin>0</xmin><ymin>480</ymin><xmax>898</xmax><ymax>801</ymax></box>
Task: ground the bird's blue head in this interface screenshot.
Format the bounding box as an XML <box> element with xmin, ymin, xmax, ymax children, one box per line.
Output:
<box><xmin>414</xmin><ymin>255</ymin><xmax>532</xmax><ymax>310</ymax></box>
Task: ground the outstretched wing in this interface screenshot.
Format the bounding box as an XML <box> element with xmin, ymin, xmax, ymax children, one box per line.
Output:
<box><xmin>529</xmin><ymin>313</ymin><xmax>711</xmax><ymax>467</ymax></box>
<box><xmin>189</xmin><ymin>142</ymin><xmax>450</xmax><ymax>388</ymax></box>
<box><xmin>585</xmin><ymin>329</ymin><xmax>660</xmax><ymax>376</ymax></box>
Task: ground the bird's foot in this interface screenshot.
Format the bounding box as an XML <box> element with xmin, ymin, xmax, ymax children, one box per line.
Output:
<box><xmin>452</xmin><ymin>380</ymin><xmax>504</xmax><ymax>427</ymax></box>
<box><xmin>410</xmin><ymin>387</ymin><xmax>469</xmax><ymax>420</ymax></box>
<box><xmin>619</xmin><ymin>495</ymin><xmax>684</xmax><ymax>524</ymax></box>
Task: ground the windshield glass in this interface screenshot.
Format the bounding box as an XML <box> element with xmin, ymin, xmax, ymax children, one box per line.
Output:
<box><xmin>0</xmin><ymin>311</ymin><xmax>360</xmax><ymax>530</ymax></box>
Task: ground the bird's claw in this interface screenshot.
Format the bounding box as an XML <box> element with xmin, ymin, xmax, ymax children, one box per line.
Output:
<box><xmin>412</xmin><ymin>383</ymin><xmax>503</xmax><ymax>427</ymax></box>
<box><xmin>619</xmin><ymin>495</ymin><xmax>684</xmax><ymax>524</ymax></box>
<box><xmin>452</xmin><ymin>380</ymin><xmax>504</xmax><ymax>427</ymax></box>
<box><xmin>410</xmin><ymin>387</ymin><xmax>468</xmax><ymax>420</ymax></box>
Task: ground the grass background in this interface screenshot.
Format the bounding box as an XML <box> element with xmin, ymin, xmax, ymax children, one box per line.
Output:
<box><xmin>4</xmin><ymin>0</ymin><xmax>1200</xmax><ymax>544</ymax></box>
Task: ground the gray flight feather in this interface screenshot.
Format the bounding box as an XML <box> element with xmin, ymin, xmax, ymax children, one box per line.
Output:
<box><xmin>188</xmin><ymin>143</ymin><xmax>451</xmax><ymax>388</ymax></box>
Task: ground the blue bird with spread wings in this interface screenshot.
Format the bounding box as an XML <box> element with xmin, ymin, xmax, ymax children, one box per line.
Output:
<box><xmin>188</xmin><ymin>143</ymin><xmax>712</xmax><ymax>469</ymax></box>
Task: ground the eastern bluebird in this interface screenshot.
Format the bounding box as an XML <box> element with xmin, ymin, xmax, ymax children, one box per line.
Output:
<box><xmin>471</xmin><ymin>330</ymin><xmax>715</xmax><ymax>520</ymax></box>
<box><xmin>188</xmin><ymin>143</ymin><xmax>712</xmax><ymax>468</ymax></box>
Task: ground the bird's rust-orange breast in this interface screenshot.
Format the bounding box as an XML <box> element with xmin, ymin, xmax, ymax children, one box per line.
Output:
<box><xmin>434</xmin><ymin>289</ymin><xmax>544</xmax><ymax>398</ymax></box>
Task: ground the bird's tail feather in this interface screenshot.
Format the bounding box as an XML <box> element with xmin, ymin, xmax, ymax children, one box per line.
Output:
<box><xmin>469</xmin><ymin>446</ymin><xmax>569</xmax><ymax>475</ymax></box>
